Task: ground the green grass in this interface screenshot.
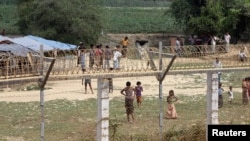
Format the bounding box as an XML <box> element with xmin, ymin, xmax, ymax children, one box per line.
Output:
<box><xmin>0</xmin><ymin>90</ymin><xmax>249</xmax><ymax>140</ymax></box>
<box><xmin>0</xmin><ymin>4</ymin><xmax>182</xmax><ymax>35</ymax></box>
<box><xmin>101</xmin><ymin>7</ymin><xmax>182</xmax><ymax>34</ymax></box>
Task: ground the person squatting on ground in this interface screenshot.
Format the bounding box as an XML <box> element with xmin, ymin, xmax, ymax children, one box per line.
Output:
<box><xmin>228</xmin><ymin>86</ymin><xmax>233</xmax><ymax>104</ymax></box>
<box><xmin>218</xmin><ymin>82</ymin><xmax>224</xmax><ymax>108</ymax></box>
<box><xmin>120</xmin><ymin>81</ymin><xmax>135</xmax><ymax>124</ymax></box>
<box><xmin>165</xmin><ymin>90</ymin><xmax>178</xmax><ymax>119</ymax></box>
<box><xmin>135</xmin><ymin>81</ymin><xmax>143</xmax><ymax>108</ymax></box>
<box><xmin>239</xmin><ymin>48</ymin><xmax>248</xmax><ymax>62</ymax></box>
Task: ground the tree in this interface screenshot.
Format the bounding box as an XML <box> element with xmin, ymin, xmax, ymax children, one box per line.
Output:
<box><xmin>17</xmin><ymin>0</ymin><xmax>102</xmax><ymax>45</ymax></box>
<box><xmin>188</xmin><ymin>0</ymin><xmax>224</xmax><ymax>36</ymax></box>
<box><xmin>170</xmin><ymin>0</ymin><xmax>250</xmax><ymax>43</ymax></box>
<box><xmin>170</xmin><ymin>0</ymin><xmax>207</xmax><ymax>31</ymax></box>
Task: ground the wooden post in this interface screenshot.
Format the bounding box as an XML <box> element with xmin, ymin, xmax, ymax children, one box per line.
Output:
<box><xmin>97</xmin><ymin>78</ymin><xmax>109</xmax><ymax>141</ymax></box>
<box><xmin>27</xmin><ymin>52</ymin><xmax>35</xmax><ymax>74</ymax></box>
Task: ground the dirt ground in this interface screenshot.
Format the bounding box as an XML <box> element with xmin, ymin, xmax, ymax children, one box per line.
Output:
<box><xmin>0</xmin><ymin>73</ymin><xmax>243</xmax><ymax>103</ymax></box>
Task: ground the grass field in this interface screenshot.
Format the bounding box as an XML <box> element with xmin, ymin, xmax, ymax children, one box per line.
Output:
<box><xmin>101</xmin><ymin>7</ymin><xmax>183</xmax><ymax>34</ymax></box>
<box><xmin>0</xmin><ymin>3</ymin><xmax>182</xmax><ymax>35</ymax></box>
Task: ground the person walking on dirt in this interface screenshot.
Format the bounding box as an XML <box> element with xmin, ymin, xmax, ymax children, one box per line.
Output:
<box><xmin>135</xmin><ymin>81</ymin><xmax>143</xmax><ymax>108</ymax></box>
<box><xmin>82</xmin><ymin>78</ymin><xmax>94</xmax><ymax>94</ymax></box>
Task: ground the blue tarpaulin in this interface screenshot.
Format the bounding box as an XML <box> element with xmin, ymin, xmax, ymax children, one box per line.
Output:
<box><xmin>0</xmin><ymin>35</ymin><xmax>77</xmax><ymax>52</ymax></box>
<box><xmin>0</xmin><ymin>44</ymin><xmax>39</xmax><ymax>57</ymax></box>
<box><xmin>26</xmin><ymin>35</ymin><xmax>76</xmax><ymax>50</ymax></box>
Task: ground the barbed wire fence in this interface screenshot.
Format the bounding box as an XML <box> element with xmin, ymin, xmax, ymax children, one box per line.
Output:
<box><xmin>0</xmin><ymin>43</ymin><xmax>250</xmax><ymax>141</ymax></box>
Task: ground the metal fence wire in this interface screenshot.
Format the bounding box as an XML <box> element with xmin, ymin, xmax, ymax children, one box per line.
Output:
<box><xmin>0</xmin><ymin>44</ymin><xmax>250</xmax><ymax>141</ymax></box>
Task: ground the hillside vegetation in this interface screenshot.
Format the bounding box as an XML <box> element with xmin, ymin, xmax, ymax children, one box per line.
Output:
<box><xmin>0</xmin><ymin>0</ymin><xmax>181</xmax><ymax>36</ymax></box>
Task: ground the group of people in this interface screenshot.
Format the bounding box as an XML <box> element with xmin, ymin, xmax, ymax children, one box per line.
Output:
<box><xmin>120</xmin><ymin>81</ymin><xmax>144</xmax><ymax>124</ymax></box>
<box><xmin>120</xmin><ymin>81</ymin><xmax>178</xmax><ymax>123</ymax></box>
<box><xmin>213</xmin><ymin>57</ymin><xmax>250</xmax><ymax>108</ymax></box>
<box><xmin>77</xmin><ymin>37</ymin><xmax>130</xmax><ymax>72</ymax></box>
<box><xmin>218</xmin><ymin>82</ymin><xmax>234</xmax><ymax>108</ymax></box>
<box><xmin>180</xmin><ymin>32</ymin><xmax>232</xmax><ymax>56</ymax></box>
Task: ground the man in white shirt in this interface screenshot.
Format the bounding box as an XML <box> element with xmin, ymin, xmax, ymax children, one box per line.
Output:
<box><xmin>224</xmin><ymin>32</ymin><xmax>231</xmax><ymax>53</ymax></box>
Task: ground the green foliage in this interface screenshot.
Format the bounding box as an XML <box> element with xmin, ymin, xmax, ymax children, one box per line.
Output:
<box><xmin>96</xmin><ymin>0</ymin><xmax>171</xmax><ymax>7</ymax></box>
<box><xmin>17</xmin><ymin>0</ymin><xmax>103</xmax><ymax>45</ymax></box>
<box><xmin>170</xmin><ymin>0</ymin><xmax>207</xmax><ymax>28</ymax></box>
<box><xmin>170</xmin><ymin>0</ymin><xmax>250</xmax><ymax>42</ymax></box>
<box><xmin>188</xmin><ymin>1</ymin><xmax>224</xmax><ymax>36</ymax></box>
<box><xmin>0</xmin><ymin>0</ymin><xmax>17</xmax><ymax>4</ymax></box>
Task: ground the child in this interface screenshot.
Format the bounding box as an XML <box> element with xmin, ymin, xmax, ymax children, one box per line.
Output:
<box><xmin>228</xmin><ymin>86</ymin><xmax>233</xmax><ymax>104</ymax></box>
<box><xmin>135</xmin><ymin>81</ymin><xmax>143</xmax><ymax>108</ymax></box>
<box><xmin>165</xmin><ymin>90</ymin><xmax>178</xmax><ymax>119</ymax></box>
<box><xmin>108</xmin><ymin>78</ymin><xmax>113</xmax><ymax>93</ymax></box>
<box><xmin>82</xmin><ymin>78</ymin><xmax>94</xmax><ymax>94</ymax></box>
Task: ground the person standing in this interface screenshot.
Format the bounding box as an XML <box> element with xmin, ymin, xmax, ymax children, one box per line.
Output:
<box><xmin>77</xmin><ymin>42</ymin><xmax>84</xmax><ymax>66</ymax></box>
<box><xmin>120</xmin><ymin>36</ymin><xmax>129</xmax><ymax>57</ymax></box>
<box><xmin>120</xmin><ymin>81</ymin><xmax>135</xmax><ymax>124</ymax></box>
<box><xmin>89</xmin><ymin>44</ymin><xmax>95</xmax><ymax>69</ymax></box>
<box><xmin>94</xmin><ymin>45</ymin><xmax>103</xmax><ymax>69</ymax></box>
<box><xmin>175</xmin><ymin>37</ymin><xmax>181</xmax><ymax>56</ymax></box>
<box><xmin>188</xmin><ymin>34</ymin><xmax>195</xmax><ymax>45</ymax></box>
<box><xmin>228</xmin><ymin>86</ymin><xmax>233</xmax><ymax>104</ymax></box>
<box><xmin>82</xmin><ymin>78</ymin><xmax>94</xmax><ymax>94</ymax></box>
<box><xmin>104</xmin><ymin>45</ymin><xmax>112</xmax><ymax>70</ymax></box>
<box><xmin>80</xmin><ymin>48</ymin><xmax>86</xmax><ymax>72</ymax></box>
<box><xmin>218</xmin><ymin>82</ymin><xmax>224</xmax><ymax>108</ymax></box>
<box><xmin>108</xmin><ymin>78</ymin><xmax>113</xmax><ymax>93</ymax></box>
<box><xmin>210</xmin><ymin>35</ymin><xmax>216</xmax><ymax>54</ymax></box>
<box><xmin>213</xmin><ymin>57</ymin><xmax>223</xmax><ymax>83</ymax></box>
<box><xmin>224</xmin><ymin>32</ymin><xmax>231</xmax><ymax>53</ymax></box>
<box><xmin>113</xmin><ymin>46</ymin><xmax>122</xmax><ymax>70</ymax></box>
<box><xmin>165</xmin><ymin>90</ymin><xmax>178</xmax><ymax>119</ymax></box>
<box><xmin>242</xmin><ymin>77</ymin><xmax>249</xmax><ymax>105</ymax></box>
<box><xmin>135</xmin><ymin>81</ymin><xmax>143</xmax><ymax>108</ymax></box>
